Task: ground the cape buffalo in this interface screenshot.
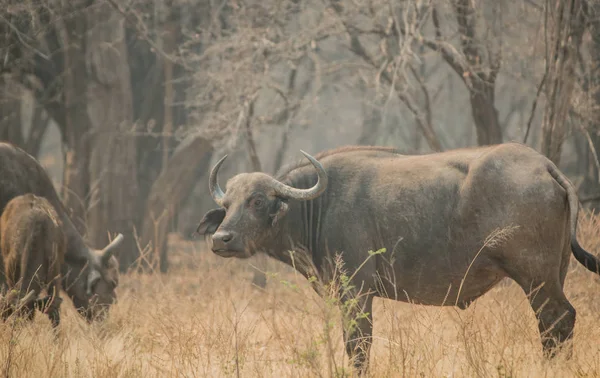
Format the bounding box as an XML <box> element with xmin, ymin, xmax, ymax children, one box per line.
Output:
<box><xmin>0</xmin><ymin>194</ymin><xmax>66</xmax><ymax>327</ymax></box>
<box><xmin>0</xmin><ymin>142</ymin><xmax>124</xmax><ymax>321</ymax></box>
<box><xmin>196</xmin><ymin>143</ymin><xmax>600</xmax><ymax>373</ymax></box>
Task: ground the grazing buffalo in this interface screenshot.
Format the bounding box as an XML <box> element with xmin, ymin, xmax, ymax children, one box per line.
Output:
<box><xmin>0</xmin><ymin>194</ymin><xmax>66</xmax><ymax>327</ymax></box>
<box><xmin>196</xmin><ymin>143</ymin><xmax>600</xmax><ymax>373</ymax></box>
<box><xmin>0</xmin><ymin>142</ymin><xmax>124</xmax><ymax>321</ymax></box>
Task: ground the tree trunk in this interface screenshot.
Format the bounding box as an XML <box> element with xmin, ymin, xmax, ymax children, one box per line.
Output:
<box><xmin>453</xmin><ymin>0</ymin><xmax>502</xmax><ymax>146</ymax></box>
<box><xmin>139</xmin><ymin>135</ymin><xmax>213</xmax><ymax>272</ymax></box>
<box><xmin>470</xmin><ymin>81</ymin><xmax>502</xmax><ymax>146</ymax></box>
<box><xmin>540</xmin><ymin>0</ymin><xmax>586</xmax><ymax>165</ymax></box>
<box><xmin>126</xmin><ymin>28</ymin><xmax>166</xmax><ymax>241</ymax></box>
<box><xmin>24</xmin><ymin>103</ymin><xmax>50</xmax><ymax>158</ymax></box>
<box><xmin>0</xmin><ymin>79</ymin><xmax>24</xmax><ymax>147</ymax></box>
<box><xmin>0</xmin><ymin>83</ymin><xmax>50</xmax><ymax>159</ymax></box>
<box><xmin>85</xmin><ymin>2</ymin><xmax>139</xmax><ymax>270</ymax></box>
<box><xmin>55</xmin><ymin>11</ymin><xmax>93</xmax><ymax>236</ymax></box>
<box><xmin>580</xmin><ymin>1</ymin><xmax>600</xmax><ymax>210</ymax></box>
<box><xmin>424</xmin><ymin>2</ymin><xmax>503</xmax><ymax>146</ymax></box>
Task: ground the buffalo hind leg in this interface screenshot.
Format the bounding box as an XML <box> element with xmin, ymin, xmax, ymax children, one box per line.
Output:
<box><xmin>518</xmin><ymin>279</ymin><xmax>576</xmax><ymax>359</ymax></box>
<box><xmin>341</xmin><ymin>292</ymin><xmax>374</xmax><ymax>375</ymax></box>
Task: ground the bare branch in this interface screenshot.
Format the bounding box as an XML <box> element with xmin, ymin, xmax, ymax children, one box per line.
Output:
<box><xmin>523</xmin><ymin>72</ymin><xmax>547</xmax><ymax>144</ymax></box>
<box><xmin>327</xmin><ymin>0</ymin><xmax>442</xmax><ymax>150</ymax></box>
<box><xmin>0</xmin><ymin>14</ymin><xmax>50</xmax><ymax>61</ymax></box>
<box><xmin>105</xmin><ymin>0</ymin><xmax>189</xmax><ymax>70</ymax></box>
<box><xmin>425</xmin><ymin>7</ymin><xmax>470</xmax><ymax>82</ymax></box>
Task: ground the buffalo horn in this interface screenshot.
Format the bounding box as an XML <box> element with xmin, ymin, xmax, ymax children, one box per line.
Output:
<box><xmin>209</xmin><ymin>154</ymin><xmax>228</xmax><ymax>206</ymax></box>
<box><xmin>101</xmin><ymin>233</ymin><xmax>124</xmax><ymax>264</ymax></box>
<box><xmin>268</xmin><ymin>150</ymin><xmax>328</xmax><ymax>200</ymax></box>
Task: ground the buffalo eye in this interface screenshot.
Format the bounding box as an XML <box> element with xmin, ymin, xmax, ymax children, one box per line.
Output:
<box><xmin>250</xmin><ymin>197</ymin><xmax>264</xmax><ymax>209</ymax></box>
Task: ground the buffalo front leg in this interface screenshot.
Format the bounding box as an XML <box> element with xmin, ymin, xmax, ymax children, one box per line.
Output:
<box><xmin>38</xmin><ymin>295</ymin><xmax>63</xmax><ymax>328</ymax></box>
<box><xmin>38</xmin><ymin>284</ymin><xmax>63</xmax><ymax>328</ymax></box>
<box><xmin>47</xmin><ymin>297</ymin><xmax>62</xmax><ymax>329</ymax></box>
<box><xmin>341</xmin><ymin>292</ymin><xmax>374</xmax><ymax>374</ymax></box>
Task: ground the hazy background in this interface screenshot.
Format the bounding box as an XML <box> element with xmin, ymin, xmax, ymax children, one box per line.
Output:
<box><xmin>1</xmin><ymin>0</ymin><xmax>598</xmax><ymax>277</ymax></box>
<box><xmin>4</xmin><ymin>2</ymin><xmax>600</xmax><ymax>376</ymax></box>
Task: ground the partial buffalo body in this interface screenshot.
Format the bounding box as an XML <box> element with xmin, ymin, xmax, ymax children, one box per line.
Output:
<box><xmin>0</xmin><ymin>143</ymin><xmax>124</xmax><ymax>321</ymax></box>
<box><xmin>0</xmin><ymin>194</ymin><xmax>65</xmax><ymax>327</ymax></box>
<box><xmin>197</xmin><ymin>143</ymin><xmax>600</xmax><ymax>374</ymax></box>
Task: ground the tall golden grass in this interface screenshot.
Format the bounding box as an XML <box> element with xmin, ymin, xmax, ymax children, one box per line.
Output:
<box><xmin>2</xmin><ymin>212</ymin><xmax>600</xmax><ymax>377</ymax></box>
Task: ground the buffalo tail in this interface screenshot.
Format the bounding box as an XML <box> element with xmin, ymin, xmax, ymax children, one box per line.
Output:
<box><xmin>547</xmin><ymin>162</ymin><xmax>600</xmax><ymax>275</ymax></box>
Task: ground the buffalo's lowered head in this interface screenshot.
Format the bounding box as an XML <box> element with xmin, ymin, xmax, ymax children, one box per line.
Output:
<box><xmin>197</xmin><ymin>150</ymin><xmax>328</xmax><ymax>258</ymax></box>
<box><xmin>65</xmin><ymin>233</ymin><xmax>123</xmax><ymax>322</ymax></box>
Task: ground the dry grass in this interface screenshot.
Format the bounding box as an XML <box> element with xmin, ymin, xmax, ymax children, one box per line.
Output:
<box><xmin>2</xmin><ymin>214</ymin><xmax>600</xmax><ymax>377</ymax></box>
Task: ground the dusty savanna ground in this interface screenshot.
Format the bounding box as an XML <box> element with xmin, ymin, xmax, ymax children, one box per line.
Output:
<box><xmin>2</xmin><ymin>214</ymin><xmax>600</xmax><ymax>377</ymax></box>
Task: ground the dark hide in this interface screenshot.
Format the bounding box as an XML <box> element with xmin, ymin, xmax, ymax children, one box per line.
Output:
<box><xmin>197</xmin><ymin>143</ymin><xmax>600</xmax><ymax>373</ymax></box>
<box><xmin>0</xmin><ymin>194</ymin><xmax>65</xmax><ymax>327</ymax></box>
<box><xmin>0</xmin><ymin>143</ymin><xmax>123</xmax><ymax>321</ymax></box>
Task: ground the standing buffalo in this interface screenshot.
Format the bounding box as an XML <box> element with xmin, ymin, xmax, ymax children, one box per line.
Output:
<box><xmin>0</xmin><ymin>143</ymin><xmax>124</xmax><ymax>321</ymax></box>
<box><xmin>196</xmin><ymin>143</ymin><xmax>600</xmax><ymax>374</ymax></box>
<box><xmin>0</xmin><ymin>194</ymin><xmax>66</xmax><ymax>327</ymax></box>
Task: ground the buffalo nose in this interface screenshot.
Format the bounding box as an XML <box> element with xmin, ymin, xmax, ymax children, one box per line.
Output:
<box><xmin>212</xmin><ymin>230</ymin><xmax>234</xmax><ymax>248</ymax></box>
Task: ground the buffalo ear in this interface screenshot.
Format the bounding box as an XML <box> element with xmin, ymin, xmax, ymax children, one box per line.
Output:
<box><xmin>196</xmin><ymin>208</ymin><xmax>226</xmax><ymax>235</ymax></box>
<box><xmin>270</xmin><ymin>200</ymin><xmax>289</xmax><ymax>227</ymax></box>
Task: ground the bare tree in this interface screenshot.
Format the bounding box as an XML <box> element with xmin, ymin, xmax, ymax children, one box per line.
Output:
<box><xmin>328</xmin><ymin>0</ymin><xmax>444</xmax><ymax>151</ymax></box>
<box><xmin>85</xmin><ymin>2</ymin><xmax>140</xmax><ymax>269</ymax></box>
<box><xmin>569</xmin><ymin>1</ymin><xmax>600</xmax><ymax>207</ymax></box>
<box><xmin>0</xmin><ymin>79</ymin><xmax>49</xmax><ymax>157</ymax></box>
<box><xmin>540</xmin><ymin>0</ymin><xmax>587</xmax><ymax>165</ymax></box>
<box><xmin>429</xmin><ymin>0</ymin><xmax>503</xmax><ymax>145</ymax></box>
<box><xmin>139</xmin><ymin>133</ymin><xmax>213</xmax><ymax>272</ymax></box>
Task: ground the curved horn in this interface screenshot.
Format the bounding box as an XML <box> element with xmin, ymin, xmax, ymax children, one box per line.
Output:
<box><xmin>209</xmin><ymin>154</ymin><xmax>228</xmax><ymax>206</ymax></box>
<box><xmin>268</xmin><ymin>150</ymin><xmax>328</xmax><ymax>200</ymax></box>
<box><xmin>101</xmin><ymin>233</ymin><xmax>124</xmax><ymax>264</ymax></box>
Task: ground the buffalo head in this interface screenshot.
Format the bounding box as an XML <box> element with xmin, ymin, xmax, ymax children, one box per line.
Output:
<box><xmin>65</xmin><ymin>233</ymin><xmax>123</xmax><ymax>322</ymax></box>
<box><xmin>197</xmin><ymin>151</ymin><xmax>328</xmax><ymax>258</ymax></box>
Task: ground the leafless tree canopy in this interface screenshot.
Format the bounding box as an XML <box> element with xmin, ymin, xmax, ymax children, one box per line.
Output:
<box><xmin>0</xmin><ymin>0</ymin><xmax>597</xmax><ymax>275</ymax></box>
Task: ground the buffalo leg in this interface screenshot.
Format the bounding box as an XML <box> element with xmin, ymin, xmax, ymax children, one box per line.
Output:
<box><xmin>517</xmin><ymin>279</ymin><xmax>576</xmax><ymax>358</ymax></box>
<box><xmin>39</xmin><ymin>284</ymin><xmax>62</xmax><ymax>328</ymax></box>
<box><xmin>46</xmin><ymin>294</ymin><xmax>62</xmax><ymax>329</ymax></box>
<box><xmin>2</xmin><ymin>252</ymin><xmax>19</xmax><ymax>318</ymax></box>
<box><xmin>341</xmin><ymin>292</ymin><xmax>374</xmax><ymax>374</ymax></box>
<box><xmin>15</xmin><ymin>251</ymin><xmax>43</xmax><ymax>321</ymax></box>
